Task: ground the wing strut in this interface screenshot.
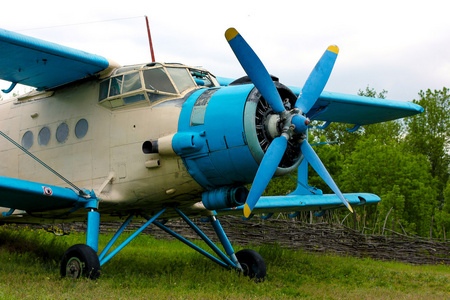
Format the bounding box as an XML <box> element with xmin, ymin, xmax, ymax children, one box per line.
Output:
<box><xmin>0</xmin><ymin>130</ymin><xmax>88</xmax><ymax>197</ymax></box>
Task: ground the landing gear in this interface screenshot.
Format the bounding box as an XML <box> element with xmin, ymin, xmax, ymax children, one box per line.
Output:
<box><xmin>236</xmin><ymin>249</ymin><xmax>266</xmax><ymax>282</ymax></box>
<box><xmin>60</xmin><ymin>206</ymin><xmax>266</xmax><ymax>282</ymax></box>
<box><xmin>60</xmin><ymin>244</ymin><xmax>101</xmax><ymax>279</ymax></box>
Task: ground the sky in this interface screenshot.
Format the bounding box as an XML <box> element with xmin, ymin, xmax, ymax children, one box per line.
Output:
<box><xmin>0</xmin><ymin>0</ymin><xmax>449</xmax><ymax>101</ymax></box>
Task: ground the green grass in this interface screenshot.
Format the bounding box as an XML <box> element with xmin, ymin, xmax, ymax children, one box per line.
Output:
<box><xmin>0</xmin><ymin>225</ymin><xmax>449</xmax><ymax>299</ymax></box>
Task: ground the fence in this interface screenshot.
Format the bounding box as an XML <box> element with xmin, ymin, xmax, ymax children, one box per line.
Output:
<box><xmin>41</xmin><ymin>214</ymin><xmax>450</xmax><ymax>265</ymax></box>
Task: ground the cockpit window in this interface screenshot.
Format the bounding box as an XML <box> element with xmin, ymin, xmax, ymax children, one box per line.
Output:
<box><xmin>98</xmin><ymin>63</ymin><xmax>218</xmax><ymax>109</ymax></box>
<box><xmin>123</xmin><ymin>72</ymin><xmax>141</xmax><ymax>93</ymax></box>
<box><xmin>143</xmin><ymin>68</ymin><xmax>177</xmax><ymax>94</ymax></box>
<box><xmin>109</xmin><ymin>75</ymin><xmax>123</xmax><ymax>97</ymax></box>
<box><xmin>167</xmin><ymin>67</ymin><xmax>196</xmax><ymax>94</ymax></box>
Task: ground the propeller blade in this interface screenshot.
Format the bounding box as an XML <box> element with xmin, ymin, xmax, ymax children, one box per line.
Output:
<box><xmin>296</xmin><ymin>45</ymin><xmax>339</xmax><ymax>114</ymax></box>
<box><xmin>244</xmin><ymin>135</ymin><xmax>288</xmax><ymax>218</ymax></box>
<box><xmin>300</xmin><ymin>140</ymin><xmax>353</xmax><ymax>213</ymax></box>
<box><xmin>225</xmin><ymin>28</ymin><xmax>286</xmax><ymax>114</ymax></box>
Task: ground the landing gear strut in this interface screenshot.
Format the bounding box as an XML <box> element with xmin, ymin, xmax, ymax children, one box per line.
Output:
<box><xmin>60</xmin><ymin>206</ymin><xmax>266</xmax><ymax>281</ymax></box>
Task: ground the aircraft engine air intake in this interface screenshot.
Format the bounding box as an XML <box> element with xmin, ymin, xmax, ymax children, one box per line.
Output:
<box><xmin>201</xmin><ymin>186</ymin><xmax>248</xmax><ymax>210</ymax></box>
<box><xmin>242</xmin><ymin>81</ymin><xmax>303</xmax><ymax>173</ymax></box>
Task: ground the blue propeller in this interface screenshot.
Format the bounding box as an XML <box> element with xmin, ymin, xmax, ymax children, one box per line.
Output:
<box><xmin>243</xmin><ymin>135</ymin><xmax>288</xmax><ymax>217</ymax></box>
<box><xmin>300</xmin><ymin>140</ymin><xmax>353</xmax><ymax>212</ymax></box>
<box><xmin>225</xmin><ymin>28</ymin><xmax>351</xmax><ymax>218</ymax></box>
<box><xmin>225</xmin><ymin>28</ymin><xmax>286</xmax><ymax>114</ymax></box>
<box><xmin>295</xmin><ymin>46</ymin><xmax>339</xmax><ymax>114</ymax></box>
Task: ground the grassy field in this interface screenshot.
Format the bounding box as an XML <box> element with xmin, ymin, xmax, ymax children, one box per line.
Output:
<box><xmin>0</xmin><ymin>225</ymin><xmax>449</xmax><ymax>299</ymax></box>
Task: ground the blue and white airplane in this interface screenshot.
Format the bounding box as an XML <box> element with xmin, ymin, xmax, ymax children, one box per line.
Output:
<box><xmin>0</xmin><ymin>27</ymin><xmax>422</xmax><ymax>280</ymax></box>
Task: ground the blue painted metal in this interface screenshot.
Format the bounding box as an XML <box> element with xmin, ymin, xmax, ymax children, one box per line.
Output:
<box><xmin>301</xmin><ymin>140</ymin><xmax>352</xmax><ymax>212</ymax></box>
<box><xmin>153</xmin><ymin>221</ymin><xmax>229</xmax><ymax>269</ymax></box>
<box><xmin>99</xmin><ymin>208</ymin><xmax>166</xmax><ymax>266</ymax></box>
<box><xmin>1</xmin><ymin>81</ymin><xmax>16</xmax><ymax>93</ymax></box>
<box><xmin>314</xmin><ymin>210</ymin><xmax>326</xmax><ymax>217</ymax></box>
<box><xmin>173</xmin><ymin>207</ymin><xmax>236</xmax><ymax>268</ymax></box>
<box><xmin>288</xmin><ymin>212</ymin><xmax>300</xmax><ymax>218</ymax></box>
<box><xmin>310</xmin><ymin>141</ymin><xmax>338</xmax><ymax>146</ymax></box>
<box><xmin>225</xmin><ymin>28</ymin><xmax>285</xmax><ymax>114</ymax></box>
<box><xmin>308</xmin><ymin>105</ymin><xmax>329</xmax><ymax>120</ymax></box>
<box><xmin>177</xmin><ymin>84</ymin><xmax>259</xmax><ymax>189</ymax></box>
<box><xmin>296</xmin><ymin>46</ymin><xmax>338</xmax><ymax>114</ymax></box>
<box><xmin>315</xmin><ymin>121</ymin><xmax>332</xmax><ymax>130</ymax></box>
<box><xmin>0</xmin><ymin>175</ymin><xmax>88</xmax><ymax>211</ymax></box>
<box><xmin>346</xmin><ymin>124</ymin><xmax>361</xmax><ymax>132</ymax></box>
<box><xmin>201</xmin><ymin>186</ymin><xmax>248</xmax><ymax>210</ymax></box>
<box><xmin>172</xmin><ymin>132</ymin><xmax>206</xmax><ymax>155</ymax></box>
<box><xmin>292</xmin><ymin>159</ymin><xmax>311</xmax><ymax>195</ymax></box>
<box><xmin>86</xmin><ymin>210</ymin><xmax>100</xmax><ymax>252</ymax></box>
<box><xmin>210</xmin><ymin>216</ymin><xmax>234</xmax><ymax>256</ymax></box>
<box><xmin>291</xmin><ymin>114</ymin><xmax>309</xmax><ymax>134</ymax></box>
<box><xmin>215</xmin><ymin>76</ymin><xmax>234</xmax><ymax>86</ymax></box>
<box><xmin>2</xmin><ymin>208</ymin><xmax>15</xmax><ymax>217</ymax></box>
<box><xmin>260</xmin><ymin>213</ymin><xmax>273</xmax><ymax>220</ymax></box>
<box><xmin>84</xmin><ymin>192</ymin><xmax>98</xmax><ymax>209</ymax></box>
<box><xmin>244</xmin><ymin>135</ymin><xmax>288</xmax><ymax>217</ymax></box>
<box><xmin>299</xmin><ymin>89</ymin><xmax>424</xmax><ymax>125</ymax></box>
<box><xmin>98</xmin><ymin>215</ymin><xmax>134</xmax><ymax>261</ymax></box>
<box><xmin>210</xmin><ymin>216</ymin><xmax>242</xmax><ymax>270</ymax></box>
<box><xmin>0</xmin><ymin>28</ymin><xmax>110</xmax><ymax>90</ymax></box>
<box><xmin>218</xmin><ymin>193</ymin><xmax>380</xmax><ymax>214</ymax></box>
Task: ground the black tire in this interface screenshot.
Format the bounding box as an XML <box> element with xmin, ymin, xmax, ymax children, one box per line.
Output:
<box><xmin>236</xmin><ymin>249</ymin><xmax>266</xmax><ymax>282</ymax></box>
<box><xmin>60</xmin><ymin>244</ymin><xmax>101</xmax><ymax>279</ymax></box>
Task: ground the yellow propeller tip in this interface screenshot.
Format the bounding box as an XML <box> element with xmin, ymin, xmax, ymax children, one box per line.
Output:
<box><xmin>225</xmin><ymin>27</ymin><xmax>239</xmax><ymax>41</ymax></box>
<box><xmin>348</xmin><ymin>204</ymin><xmax>354</xmax><ymax>213</ymax></box>
<box><xmin>243</xmin><ymin>203</ymin><xmax>251</xmax><ymax>218</ymax></box>
<box><xmin>327</xmin><ymin>45</ymin><xmax>339</xmax><ymax>54</ymax></box>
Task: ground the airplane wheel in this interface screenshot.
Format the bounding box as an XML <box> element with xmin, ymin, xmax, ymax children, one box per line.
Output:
<box><xmin>236</xmin><ymin>249</ymin><xmax>266</xmax><ymax>282</ymax></box>
<box><xmin>60</xmin><ymin>244</ymin><xmax>100</xmax><ymax>279</ymax></box>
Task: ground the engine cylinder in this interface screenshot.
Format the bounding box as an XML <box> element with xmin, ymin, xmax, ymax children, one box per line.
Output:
<box><xmin>202</xmin><ymin>186</ymin><xmax>248</xmax><ymax>210</ymax></box>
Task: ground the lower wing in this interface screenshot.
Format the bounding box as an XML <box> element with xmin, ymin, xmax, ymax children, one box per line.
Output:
<box><xmin>217</xmin><ymin>193</ymin><xmax>379</xmax><ymax>217</ymax></box>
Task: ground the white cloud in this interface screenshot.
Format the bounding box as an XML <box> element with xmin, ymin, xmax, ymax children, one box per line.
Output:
<box><xmin>1</xmin><ymin>0</ymin><xmax>449</xmax><ymax>101</ymax></box>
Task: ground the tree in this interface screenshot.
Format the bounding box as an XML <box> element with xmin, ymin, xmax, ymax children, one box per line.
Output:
<box><xmin>404</xmin><ymin>88</ymin><xmax>450</xmax><ymax>205</ymax></box>
<box><xmin>434</xmin><ymin>181</ymin><xmax>450</xmax><ymax>239</ymax></box>
<box><xmin>340</xmin><ymin>135</ymin><xmax>437</xmax><ymax>236</ymax></box>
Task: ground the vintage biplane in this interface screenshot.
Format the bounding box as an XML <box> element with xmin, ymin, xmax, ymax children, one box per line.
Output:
<box><xmin>0</xmin><ymin>26</ymin><xmax>422</xmax><ymax>280</ymax></box>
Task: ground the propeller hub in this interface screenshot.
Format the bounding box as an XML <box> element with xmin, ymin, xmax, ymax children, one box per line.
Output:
<box><xmin>264</xmin><ymin>114</ymin><xmax>281</xmax><ymax>140</ymax></box>
<box><xmin>291</xmin><ymin>114</ymin><xmax>310</xmax><ymax>135</ymax></box>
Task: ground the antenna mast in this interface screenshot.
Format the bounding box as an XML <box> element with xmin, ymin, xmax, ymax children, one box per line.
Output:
<box><xmin>145</xmin><ymin>16</ymin><xmax>156</xmax><ymax>62</ymax></box>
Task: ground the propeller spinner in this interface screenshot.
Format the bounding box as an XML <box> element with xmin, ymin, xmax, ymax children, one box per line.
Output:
<box><xmin>225</xmin><ymin>27</ymin><xmax>353</xmax><ymax>218</ymax></box>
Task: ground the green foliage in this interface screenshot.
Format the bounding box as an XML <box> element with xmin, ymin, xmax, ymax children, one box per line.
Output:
<box><xmin>266</xmin><ymin>85</ymin><xmax>450</xmax><ymax>238</ymax></box>
<box><xmin>340</xmin><ymin>135</ymin><xmax>437</xmax><ymax>236</ymax></box>
<box><xmin>405</xmin><ymin>88</ymin><xmax>450</xmax><ymax>199</ymax></box>
<box><xmin>434</xmin><ymin>181</ymin><xmax>450</xmax><ymax>239</ymax></box>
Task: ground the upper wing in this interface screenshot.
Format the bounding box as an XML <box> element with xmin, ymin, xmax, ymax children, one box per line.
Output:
<box><xmin>289</xmin><ymin>88</ymin><xmax>423</xmax><ymax>125</ymax></box>
<box><xmin>0</xmin><ymin>28</ymin><xmax>116</xmax><ymax>90</ymax></box>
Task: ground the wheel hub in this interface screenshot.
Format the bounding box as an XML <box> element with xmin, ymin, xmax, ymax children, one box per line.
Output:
<box><xmin>66</xmin><ymin>257</ymin><xmax>83</xmax><ymax>279</ymax></box>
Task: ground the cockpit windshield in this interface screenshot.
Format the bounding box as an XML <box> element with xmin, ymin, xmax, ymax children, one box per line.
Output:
<box><xmin>98</xmin><ymin>63</ymin><xmax>218</xmax><ymax>109</ymax></box>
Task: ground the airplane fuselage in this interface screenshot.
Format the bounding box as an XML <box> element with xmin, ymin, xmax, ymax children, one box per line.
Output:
<box><xmin>0</xmin><ymin>62</ymin><xmax>302</xmax><ymax>220</ymax></box>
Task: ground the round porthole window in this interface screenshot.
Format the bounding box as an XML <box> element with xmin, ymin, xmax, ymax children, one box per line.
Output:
<box><xmin>21</xmin><ymin>130</ymin><xmax>34</xmax><ymax>150</ymax></box>
<box><xmin>38</xmin><ymin>127</ymin><xmax>51</xmax><ymax>146</ymax></box>
<box><xmin>75</xmin><ymin>119</ymin><xmax>88</xmax><ymax>139</ymax></box>
<box><xmin>56</xmin><ymin>122</ymin><xmax>69</xmax><ymax>143</ymax></box>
